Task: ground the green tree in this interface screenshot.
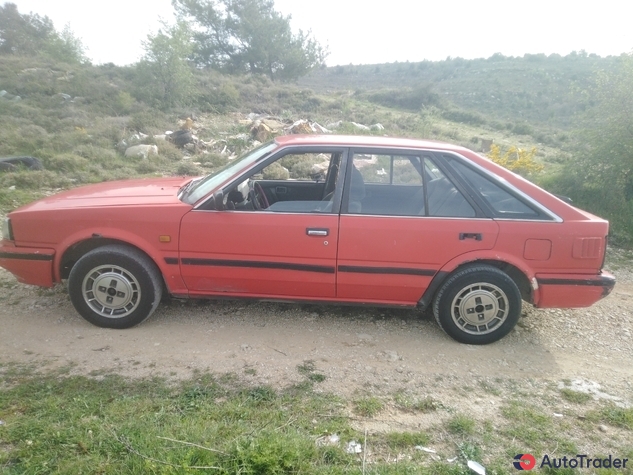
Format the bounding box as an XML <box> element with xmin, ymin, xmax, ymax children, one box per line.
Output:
<box><xmin>172</xmin><ymin>0</ymin><xmax>327</xmax><ymax>81</ymax></box>
<box><xmin>547</xmin><ymin>53</ymin><xmax>633</xmax><ymax>244</ymax></box>
<box><xmin>0</xmin><ymin>2</ymin><xmax>86</xmax><ymax>63</ymax></box>
<box><xmin>135</xmin><ymin>21</ymin><xmax>195</xmax><ymax>109</ymax></box>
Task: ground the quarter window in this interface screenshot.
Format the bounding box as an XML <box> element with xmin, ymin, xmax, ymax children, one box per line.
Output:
<box><xmin>448</xmin><ymin>158</ymin><xmax>539</xmax><ymax>218</ymax></box>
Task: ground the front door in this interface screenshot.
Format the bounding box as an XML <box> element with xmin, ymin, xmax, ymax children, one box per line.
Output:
<box><xmin>179</xmin><ymin>211</ymin><xmax>338</xmax><ymax>298</ymax></box>
<box><xmin>178</xmin><ymin>148</ymin><xmax>347</xmax><ymax>299</ymax></box>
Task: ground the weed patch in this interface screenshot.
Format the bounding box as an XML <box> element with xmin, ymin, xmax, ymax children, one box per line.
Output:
<box><xmin>560</xmin><ymin>388</ymin><xmax>592</xmax><ymax>404</ymax></box>
<box><xmin>353</xmin><ymin>396</ymin><xmax>383</xmax><ymax>417</ymax></box>
<box><xmin>446</xmin><ymin>414</ymin><xmax>476</xmax><ymax>436</ymax></box>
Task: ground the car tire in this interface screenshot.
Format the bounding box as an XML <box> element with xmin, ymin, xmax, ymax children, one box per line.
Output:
<box><xmin>432</xmin><ymin>265</ymin><xmax>521</xmax><ymax>344</ymax></box>
<box><xmin>68</xmin><ymin>245</ymin><xmax>163</xmax><ymax>329</ymax></box>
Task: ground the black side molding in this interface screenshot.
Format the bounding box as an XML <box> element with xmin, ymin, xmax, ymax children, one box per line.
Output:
<box><xmin>0</xmin><ymin>252</ymin><xmax>53</xmax><ymax>261</ymax></box>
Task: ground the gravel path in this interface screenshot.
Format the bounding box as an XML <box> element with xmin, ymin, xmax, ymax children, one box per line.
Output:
<box><xmin>1</xmin><ymin>255</ymin><xmax>631</xmax><ymax>405</ymax></box>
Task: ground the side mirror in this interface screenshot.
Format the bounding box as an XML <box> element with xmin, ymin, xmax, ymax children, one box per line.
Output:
<box><xmin>213</xmin><ymin>190</ymin><xmax>225</xmax><ymax>211</ymax></box>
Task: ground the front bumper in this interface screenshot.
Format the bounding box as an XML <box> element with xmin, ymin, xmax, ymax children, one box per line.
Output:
<box><xmin>0</xmin><ymin>241</ymin><xmax>55</xmax><ymax>287</ymax></box>
<box><xmin>535</xmin><ymin>271</ymin><xmax>616</xmax><ymax>308</ymax></box>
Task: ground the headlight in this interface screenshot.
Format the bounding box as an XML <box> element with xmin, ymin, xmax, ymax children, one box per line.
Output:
<box><xmin>2</xmin><ymin>218</ymin><xmax>13</xmax><ymax>240</ymax></box>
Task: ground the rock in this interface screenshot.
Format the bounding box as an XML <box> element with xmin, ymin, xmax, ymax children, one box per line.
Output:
<box><xmin>351</xmin><ymin>122</ymin><xmax>370</xmax><ymax>131</ymax></box>
<box><xmin>124</xmin><ymin>145</ymin><xmax>158</xmax><ymax>159</ymax></box>
<box><xmin>169</xmin><ymin>130</ymin><xmax>194</xmax><ymax>147</ymax></box>
<box><xmin>380</xmin><ymin>350</ymin><xmax>401</xmax><ymax>362</ymax></box>
<box><xmin>289</xmin><ymin>119</ymin><xmax>313</xmax><ymax>135</ymax></box>
<box><xmin>251</xmin><ymin>122</ymin><xmax>274</xmax><ymax>142</ymax></box>
<box><xmin>0</xmin><ymin>156</ymin><xmax>44</xmax><ymax>171</ymax></box>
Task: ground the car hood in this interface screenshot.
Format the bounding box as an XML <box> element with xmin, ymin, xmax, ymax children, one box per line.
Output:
<box><xmin>14</xmin><ymin>177</ymin><xmax>194</xmax><ymax>211</ymax></box>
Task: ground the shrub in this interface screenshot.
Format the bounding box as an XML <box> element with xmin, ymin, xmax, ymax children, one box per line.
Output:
<box><xmin>0</xmin><ymin>170</ymin><xmax>72</xmax><ymax>189</ymax></box>
<box><xmin>156</xmin><ymin>141</ymin><xmax>183</xmax><ymax>161</ymax></box>
<box><xmin>175</xmin><ymin>161</ymin><xmax>201</xmax><ymax>176</ymax></box>
<box><xmin>366</xmin><ymin>84</ymin><xmax>441</xmax><ymax>111</ymax></box>
<box><xmin>442</xmin><ymin>108</ymin><xmax>487</xmax><ymax>126</ymax></box>
<box><xmin>42</xmin><ymin>153</ymin><xmax>89</xmax><ymax>172</ymax></box>
<box><xmin>262</xmin><ymin>162</ymin><xmax>289</xmax><ymax>180</ymax></box>
<box><xmin>198</xmin><ymin>153</ymin><xmax>228</xmax><ymax>169</ymax></box>
<box><xmin>512</xmin><ymin>122</ymin><xmax>534</xmax><ymax>135</ymax></box>
<box><xmin>488</xmin><ymin>144</ymin><xmax>544</xmax><ymax>176</ymax></box>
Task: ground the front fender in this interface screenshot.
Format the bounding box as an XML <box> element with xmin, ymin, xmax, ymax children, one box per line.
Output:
<box><xmin>54</xmin><ymin>228</ymin><xmax>187</xmax><ymax>294</ymax></box>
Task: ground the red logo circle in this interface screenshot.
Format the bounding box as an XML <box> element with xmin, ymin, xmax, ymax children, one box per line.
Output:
<box><xmin>513</xmin><ymin>453</ymin><xmax>536</xmax><ymax>470</ymax></box>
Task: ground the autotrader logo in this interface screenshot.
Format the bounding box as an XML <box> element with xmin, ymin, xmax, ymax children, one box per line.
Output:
<box><xmin>513</xmin><ymin>453</ymin><xmax>629</xmax><ymax>470</ymax></box>
<box><xmin>514</xmin><ymin>454</ymin><xmax>536</xmax><ymax>470</ymax></box>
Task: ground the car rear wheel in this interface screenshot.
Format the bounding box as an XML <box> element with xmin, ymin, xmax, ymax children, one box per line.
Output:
<box><xmin>68</xmin><ymin>245</ymin><xmax>163</xmax><ymax>329</ymax></box>
<box><xmin>432</xmin><ymin>265</ymin><xmax>521</xmax><ymax>344</ymax></box>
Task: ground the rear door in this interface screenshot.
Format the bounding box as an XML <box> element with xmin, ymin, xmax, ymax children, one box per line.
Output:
<box><xmin>336</xmin><ymin>149</ymin><xmax>499</xmax><ymax>304</ymax></box>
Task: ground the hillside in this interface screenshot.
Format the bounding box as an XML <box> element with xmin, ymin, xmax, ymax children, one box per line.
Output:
<box><xmin>0</xmin><ymin>54</ymin><xmax>558</xmax><ymax>210</ymax></box>
<box><xmin>2</xmin><ymin>50</ymin><xmax>632</xmax><ymax>242</ymax></box>
<box><xmin>302</xmin><ymin>52</ymin><xmax>623</xmax><ymax>131</ymax></box>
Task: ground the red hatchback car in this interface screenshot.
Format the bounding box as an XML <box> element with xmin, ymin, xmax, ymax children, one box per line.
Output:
<box><xmin>0</xmin><ymin>135</ymin><xmax>615</xmax><ymax>344</ymax></box>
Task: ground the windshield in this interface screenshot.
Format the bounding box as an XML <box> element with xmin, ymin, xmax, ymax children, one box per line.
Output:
<box><xmin>181</xmin><ymin>142</ymin><xmax>277</xmax><ymax>204</ymax></box>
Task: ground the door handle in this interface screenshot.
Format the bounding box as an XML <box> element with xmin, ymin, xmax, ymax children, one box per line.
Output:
<box><xmin>459</xmin><ymin>233</ymin><xmax>482</xmax><ymax>241</ymax></box>
<box><xmin>307</xmin><ymin>228</ymin><xmax>329</xmax><ymax>236</ymax></box>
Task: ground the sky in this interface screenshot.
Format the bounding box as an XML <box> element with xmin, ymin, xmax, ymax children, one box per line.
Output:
<box><xmin>9</xmin><ymin>0</ymin><xmax>633</xmax><ymax>66</ymax></box>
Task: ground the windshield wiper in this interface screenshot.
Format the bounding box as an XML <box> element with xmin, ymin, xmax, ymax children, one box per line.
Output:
<box><xmin>179</xmin><ymin>177</ymin><xmax>203</xmax><ymax>201</ymax></box>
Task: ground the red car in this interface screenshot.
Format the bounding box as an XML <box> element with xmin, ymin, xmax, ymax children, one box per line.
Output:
<box><xmin>0</xmin><ymin>135</ymin><xmax>615</xmax><ymax>344</ymax></box>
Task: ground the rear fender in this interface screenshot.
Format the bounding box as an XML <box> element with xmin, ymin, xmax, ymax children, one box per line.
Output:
<box><xmin>418</xmin><ymin>250</ymin><xmax>538</xmax><ymax>310</ymax></box>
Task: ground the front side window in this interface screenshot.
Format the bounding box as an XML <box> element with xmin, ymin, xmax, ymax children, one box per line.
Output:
<box><xmin>224</xmin><ymin>150</ymin><xmax>343</xmax><ymax>213</ymax></box>
<box><xmin>183</xmin><ymin>142</ymin><xmax>277</xmax><ymax>204</ymax></box>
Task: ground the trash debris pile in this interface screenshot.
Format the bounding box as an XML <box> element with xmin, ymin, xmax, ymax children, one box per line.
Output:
<box><xmin>115</xmin><ymin>113</ymin><xmax>388</xmax><ymax>166</ymax></box>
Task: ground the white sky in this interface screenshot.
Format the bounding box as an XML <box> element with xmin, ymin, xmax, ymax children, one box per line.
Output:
<box><xmin>10</xmin><ymin>0</ymin><xmax>633</xmax><ymax>66</ymax></box>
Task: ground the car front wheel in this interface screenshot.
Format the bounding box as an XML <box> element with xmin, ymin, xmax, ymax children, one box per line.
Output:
<box><xmin>68</xmin><ymin>245</ymin><xmax>163</xmax><ymax>329</ymax></box>
<box><xmin>432</xmin><ymin>265</ymin><xmax>521</xmax><ymax>344</ymax></box>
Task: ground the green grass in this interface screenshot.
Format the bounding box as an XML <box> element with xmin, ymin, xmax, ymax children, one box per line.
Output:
<box><xmin>0</xmin><ymin>368</ymin><xmax>357</xmax><ymax>474</ymax></box>
<box><xmin>446</xmin><ymin>414</ymin><xmax>476</xmax><ymax>436</ymax></box>
<box><xmin>296</xmin><ymin>360</ymin><xmax>327</xmax><ymax>383</ymax></box>
<box><xmin>393</xmin><ymin>392</ymin><xmax>439</xmax><ymax>412</ymax></box>
<box><xmin>2</xmin><ymin>366</ymin><xmax>633</xmax><ymax>474</ymax></box>
<box><xmin>591</xmin><ymin>405</ymin><xmax>633</xmax><ymax>431</ymax></box>
<box><xmin>501</xmin><ymin>400</ymin><xmax>577</xmax><ymax>454</ymax></box>
<box><xmin>560</xmin><ymin>388</ymin><xmax>592</xmax><ymax>404</ymax></box>
<box><xmin>384</xmin><ymin>431</ymin><xmax>430</xmax><ymax>449</ymax></box>
<box><xmin>353</xmin><ymin>396</ymin><xmax>383</xmax><ymax>417</ymax></box>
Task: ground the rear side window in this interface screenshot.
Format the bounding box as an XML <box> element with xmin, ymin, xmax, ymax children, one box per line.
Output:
<box><xmin>347</xmin><ymin>152</ymin><xmax>475</xmax><ymax>218</ymax></box>
<box><xmin>448</xmin><ymin>158</ymin><xmax>539</xmax><ymax>218</ymax></box>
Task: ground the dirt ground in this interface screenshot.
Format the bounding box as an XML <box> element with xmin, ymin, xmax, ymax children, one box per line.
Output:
<box><xmin>1</xmin><ymin>260</ymin><xmax>632</xmax><ymax>406</ymax></box>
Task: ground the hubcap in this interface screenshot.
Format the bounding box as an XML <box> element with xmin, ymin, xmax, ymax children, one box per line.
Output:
<box><xmin>82</xmin><ymin>265</ymin><xmax>141</xmax><ymax>318</ymax></box>
<box><xmin>450</xmin><ymin>282</ymin><xmax>509</xmax><ymax>335</ymax></box>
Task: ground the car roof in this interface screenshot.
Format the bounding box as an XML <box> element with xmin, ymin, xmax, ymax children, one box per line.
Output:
<box><xmin>274</xmin><ymin>134</ymin><xmax>470</xmax><ymax>152</ymax></box>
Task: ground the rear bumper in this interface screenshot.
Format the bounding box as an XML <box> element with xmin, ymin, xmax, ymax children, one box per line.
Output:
<box><xmin>0</xmin><ymin>241</ymin><xmax>55</xmax><ymax>287</ymax></box>
<box><xmin>535</xmin><ymin>271</ymin><xmax>615</xmax><ymax>308</ymax></box>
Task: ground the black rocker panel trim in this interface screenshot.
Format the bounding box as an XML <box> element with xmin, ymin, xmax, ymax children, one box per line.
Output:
<box><xmin>0</xmin><ymin>252</ymin><xmax>53</xmax><ymax>261</ymax></box>
<box><xmin>180</xmin><ymin>258</ymin><xmax>335</xmax><ymax>274</ymax></box>
<box><xmin>338</xmin><ymin>265</ymin><xmax>436</xmax><ymax>276</ymax></box>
